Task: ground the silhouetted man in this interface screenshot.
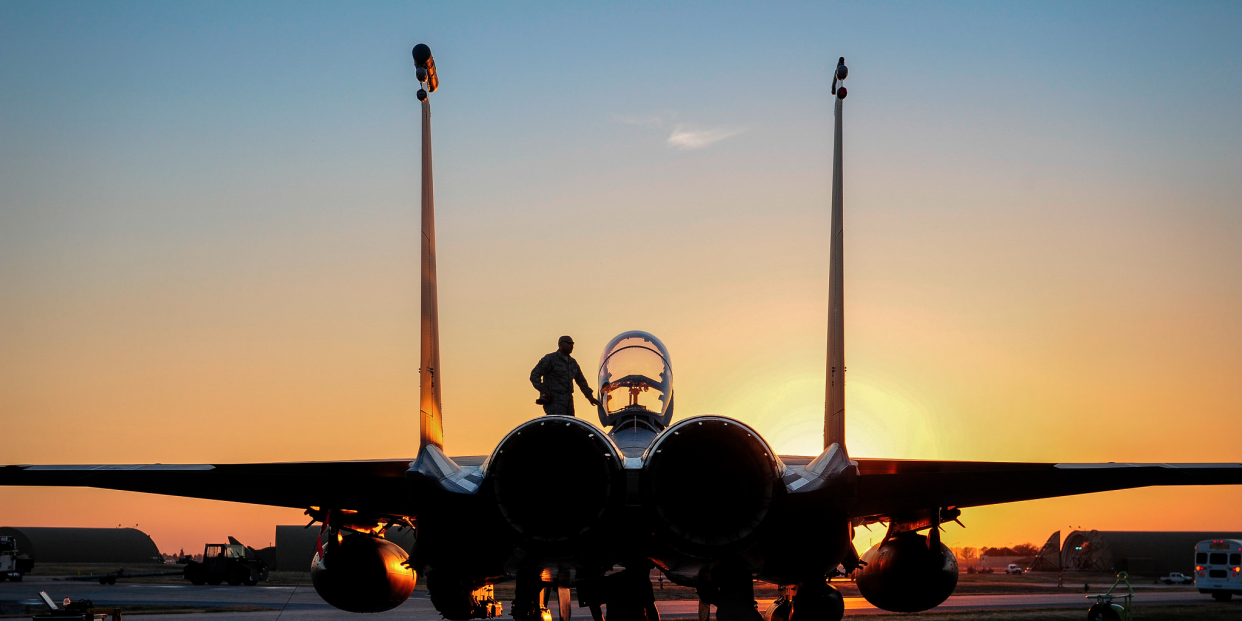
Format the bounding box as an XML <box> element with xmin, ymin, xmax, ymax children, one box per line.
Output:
<box><xmin>530</xmin><ymin>336</ymin><xmax>599</xmax><ymax>416</ymax></box>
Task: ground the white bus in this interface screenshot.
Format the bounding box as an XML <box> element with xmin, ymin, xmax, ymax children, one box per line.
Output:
<box><xmin>1195</xmin><ymin>539</ymin><xmax>1242</xmax><ymax>601</ymax></box>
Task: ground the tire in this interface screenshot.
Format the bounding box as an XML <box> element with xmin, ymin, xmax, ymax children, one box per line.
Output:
<box><xmin>185</xmin><ymin>564</ymin><xmax>205</xmax><ymax>585</ymax></box>
<box><xmin>1086</xmin><ymin>602</ymin><xmax>1121</xmax><ymax>621</ymax></box>
<box><xmin>790</xmin><ymin>581</ymin><xmax>844</xmax><ymax>621</ymax></box>
<box><xmin>100</xmin><ymin>577</ymin><xmax>109</xmax><ymax>585</ymax></box>
<box><xmin>429</xmin><ymin>583</ymin><xmax>478</xmax><ymax>621</ymax></box>
<box><xmin>763</xmin><ymin>598</ymin><xmax>790</xmax><ymax>621</ymax></box>
<box><xmin>1212</xmin><ymin>591</ymin><xmax>1233</xmax><ymax>602</ymax></box>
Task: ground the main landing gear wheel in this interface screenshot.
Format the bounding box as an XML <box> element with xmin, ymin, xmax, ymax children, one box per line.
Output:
<box><xmin>429</xmin><ymin>573</ymin><xmax>484</xmax><ymax>621</ymax></box>
<box><xmin>762</xmin><ymin>597</ymin><xmax>790</xmax><ymax>621</ymax></box>
<box><xmin>790</xmin><ymin>581</ymin><xmax>843</xmax><ymax>621</ymax></box>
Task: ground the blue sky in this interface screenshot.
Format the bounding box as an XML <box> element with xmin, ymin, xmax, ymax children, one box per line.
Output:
<box><xmin>2</xmin><ymin>1</ymin><xmax>1241</xmax><ymax>550</ymax></box>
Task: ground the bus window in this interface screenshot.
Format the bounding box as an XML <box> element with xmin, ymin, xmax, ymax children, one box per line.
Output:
<box><xmin>1210</xmin><ymin>553</ymin><xmax>1227</xmax><ymax>565</ymax></box>
<box><xmin>1232</xmin><ymin>553</ymin><xmax>1242</xmax><ymax>565</ymax></box>
<box><xmin>1196</xmin><ymin>552</ymin><xmax>1208</xmax><ymax>564</ymax></box>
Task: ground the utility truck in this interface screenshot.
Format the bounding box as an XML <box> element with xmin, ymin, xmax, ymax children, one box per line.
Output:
<box><xmin>183</xmin><ymin>542</ymin><xmax>268</xmax><ymax>586</ymax></box>
<box><xmin>0</xmin><ymin>535</ymin><xmax>33</xmax><ymax>581</ymax></box>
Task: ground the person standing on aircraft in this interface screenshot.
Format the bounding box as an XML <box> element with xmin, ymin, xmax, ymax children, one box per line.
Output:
<box><xmin>530</xmin><ymin>335</ymin><xmax>600</xmax><ymax>416</ymax></box>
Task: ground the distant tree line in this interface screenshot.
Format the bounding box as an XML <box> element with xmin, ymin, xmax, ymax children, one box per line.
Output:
<box><xmin>981</xmin><ymin>543</ymin><xmax>1039</xmax><ymax>557</ymax></box>
<box><xmin>950</xmin><ymin>543</ymin><xmax>1039</xmax><ymax>566</ymax></box>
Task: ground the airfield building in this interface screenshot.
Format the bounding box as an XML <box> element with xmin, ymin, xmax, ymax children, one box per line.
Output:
<box><xmin>1028</xmin><ymin>530</ymin><xmax>1242</xmax><ymax>576</ymax></box>
<box><xmin>0</xmin><ymin>527</ymin><xmax>162</xmax><ymax>564</ymax></box>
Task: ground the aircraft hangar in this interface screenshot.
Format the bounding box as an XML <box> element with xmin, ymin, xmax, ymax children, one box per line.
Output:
<box><xmin>0</xmin><ymin>527</ymin><xmax>162</xmax><ymax>564</ymax></box>
<box><xmin>1028</xmin><ymin>530</ymin><xmax>1242</xmax><ymax>576</ymax></box>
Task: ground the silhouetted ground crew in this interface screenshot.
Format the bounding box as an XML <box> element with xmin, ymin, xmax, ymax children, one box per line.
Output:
<box><xmin>530</xmin><ymin>335</ymin><xmax>599</xmax><ymax>416</ymax></box>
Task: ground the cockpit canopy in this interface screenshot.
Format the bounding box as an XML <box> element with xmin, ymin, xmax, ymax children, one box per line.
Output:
<box><xmin>596</xmin><ymin>331</ymin><xmax>674</xmax><ymax>430</ymax></box>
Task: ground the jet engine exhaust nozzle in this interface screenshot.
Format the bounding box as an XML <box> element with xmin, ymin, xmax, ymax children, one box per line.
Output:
<box><xmin>644</xmin><ymin>416</ymin><xmax>780</xmax><ymax>556</ymax></box>
<box><xmin>488</xmin><ymin>416</ymin><xmax>623</xmax><ymax>547</ymax></box>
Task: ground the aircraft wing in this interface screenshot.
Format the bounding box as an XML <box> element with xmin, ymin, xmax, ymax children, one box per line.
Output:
<box><xmin>849</xmin><ymin>459</ymin><xmax>1242</xmax><ymax>521</ymax></box>
<box><xmin>0</xmin><ymin>459</ymin><xmax>449</xmax><ymax>517</ymax></box>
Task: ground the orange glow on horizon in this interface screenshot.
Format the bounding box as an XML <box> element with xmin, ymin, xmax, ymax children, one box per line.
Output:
<box><xmin>4</xmin><ymin>7</ymin><xmax>1241</xmax><ymax>557</ymax></box>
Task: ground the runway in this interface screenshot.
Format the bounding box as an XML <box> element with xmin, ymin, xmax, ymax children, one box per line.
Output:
<box><xmin>0</xmin><ymin>577</ymin><xmax>1217</xmax><ymax>620</ymax></box>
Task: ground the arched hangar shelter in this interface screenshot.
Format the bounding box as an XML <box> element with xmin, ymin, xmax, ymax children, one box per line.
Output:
<box><xmin>1060</xmin><ymin>530</ymin><xmax>1242</xmax><ymax>576</ymax></box>
<box><xmin>0</xmin><ymin>527</ymin><xmax>162</xmax><ymax>564</ymax></box>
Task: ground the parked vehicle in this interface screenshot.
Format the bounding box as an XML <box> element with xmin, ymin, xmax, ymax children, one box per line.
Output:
<box><xmin>184</xmin><ymin>543</ymin><xmax>268</xmax><ymax>586</ymax></box>
<box><xmin>1005</xmin><ymin>563</ymin><xmax>1024</xmax><ymax>575</ymax></box>
<box><xmin>0</xmin><ymin>535</ymin><xmax>34</xmax><ymax>581</ymax></box>
<box><xmin>1161</xmin><ymin>572</ymin><xmax>1193</xmax><ymax>585</ymax></box>
<box><xmin>1194</xmin><ymin>539</ymin><xmax>1242</xmax><ymax>601</ymax></box>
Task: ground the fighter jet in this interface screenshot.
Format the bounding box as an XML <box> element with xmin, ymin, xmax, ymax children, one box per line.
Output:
<box><xmin>3</xmin><ymin>49</ymin><xmax>1240</xmax><ymax>621</ymax></box>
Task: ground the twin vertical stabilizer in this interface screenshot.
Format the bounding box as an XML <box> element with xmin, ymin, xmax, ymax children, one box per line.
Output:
<box><xmin>824</xmin><ymin>58</ymin><xmax>848</xmax><ymax>453</ymax></box>
<box><xmin>412</xmin><ymin>52</ymin><xmax>849</xmax><ymax>457</ymax></box>
<box><xmin>417</xmin><ymin>48</ymin><xmax>444</xmax><ymax>453</ymax></box>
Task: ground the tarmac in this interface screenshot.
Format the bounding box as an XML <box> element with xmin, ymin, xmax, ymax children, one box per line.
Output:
<box><xmin>0</xmin><ymin>577</ymin><xmax>1219</xmax><ymax>620</ymax></box>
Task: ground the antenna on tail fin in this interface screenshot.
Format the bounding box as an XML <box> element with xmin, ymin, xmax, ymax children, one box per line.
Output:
<box><xmin>824</xmin><ymin>57</ymin><xmax>848</xmax><ymax>452</ymax></box>
<box><xmin>416</xmin><ymin>44</ymin><xmax>444</xmax><ymax>452</ymax></box>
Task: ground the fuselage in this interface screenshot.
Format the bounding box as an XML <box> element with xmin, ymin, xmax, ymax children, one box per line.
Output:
<box><xmin>409</xmin><ymin>331</ymin><xmax>857</xmax><ymax>593</ymax></box>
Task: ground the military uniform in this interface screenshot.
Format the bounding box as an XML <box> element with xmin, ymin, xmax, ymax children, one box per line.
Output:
<box><xmin>530</xmin><ymin>351</ymin><xmax>595</xmax><ymax>417</ymax></box>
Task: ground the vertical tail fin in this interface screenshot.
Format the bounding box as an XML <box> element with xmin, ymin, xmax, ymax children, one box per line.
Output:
<box><xmin>824</xmin><ymin>58</ymin><xmax>847</xmax><ymax>452</ymax></box>
<box><xmin>419</xmin><ymin>96</ymin><xmax>444</xmax><ymax>452</ymax></box>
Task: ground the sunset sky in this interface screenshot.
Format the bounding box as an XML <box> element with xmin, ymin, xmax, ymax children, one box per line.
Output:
<box><xmin>2</xmin><ymin>2</ymin><xmax>1241</xmax><ymax>556</ymax></box>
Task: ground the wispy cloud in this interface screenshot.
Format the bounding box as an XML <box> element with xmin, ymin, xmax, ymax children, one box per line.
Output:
<box><xmin>616</xmin><ymin>114</ymin><xmax>665</xmax><ymax>127</ymax></box>
<box><xmin>666</xmin><ymin>124</ymin><xmax>745</xmax><ymax>150</ymax></box>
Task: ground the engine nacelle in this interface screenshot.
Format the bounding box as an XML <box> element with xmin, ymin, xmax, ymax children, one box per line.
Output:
<box><xmin>311</xmin><ymin>533</ymin><xmax>417</xmax><ymax>613</ymax></box>
<box><xmin>644</xmin><ymin>416</ymin><xmax>781</xmax><ymax>557</ymax></box>
<box><xmin>487</xmin><ymin>416</ymin><xmax>624</xmax><ymax>553</ymax></box>
<box><xmin>855</xmin><ymin>531</ymin><xmax>958</xmax><ymax>612</ymax></box>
